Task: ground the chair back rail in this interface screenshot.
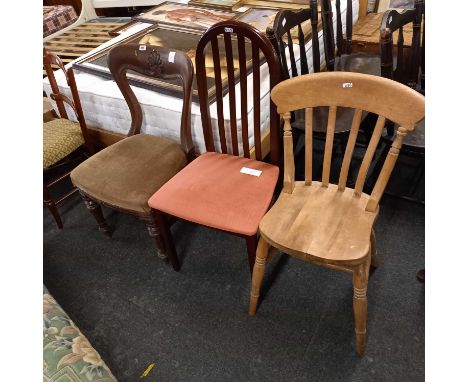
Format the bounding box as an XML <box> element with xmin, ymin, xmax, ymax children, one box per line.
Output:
<box><xmin>43</xmin><ymin>48</ymin><xmax>94</xmax><ymax>154</ymax></box>
<box><xmin>379</xmin><ymin>0</ymin><xmax>424</xmax><ymax>91</ymax></box>
<box><xmin>195</xmin><ymin>20</ymin><xmax>281</xmax><ymax>164</ymax></box>
<box><xmin>267</xmin><ymin>1</ymin><xmax>321</xmax><ymax>81</ymax></box>
<box><xmin>107</xmin><ymin>44</ymin><xmax>195</xmax><ymax>159</ymax></box>
<box><xmin>271</xmin><ymin>72</ymin><xmax>425</xmax><ymax>212</ymax></box>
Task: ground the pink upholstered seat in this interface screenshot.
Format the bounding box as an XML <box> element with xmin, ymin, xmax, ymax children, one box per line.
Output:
<box><xmin>148</xmin><ymin>152</ymin><xmax>279</xmax><ymax>236</ymax></box>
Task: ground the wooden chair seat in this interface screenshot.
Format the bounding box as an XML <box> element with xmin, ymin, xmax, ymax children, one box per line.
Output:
<box><xmin>148</xmin><ymin>152</ymin><xmax>279</xmax><ymax>236</ymax></box>
<box><xmin>43</xmin><ymin>118</ymin><xmax>85</xmax><ymax>169</ymax></box>
<box><xmin>71</xmin><ymin>134</ymin><xmax>187</xmax><ymax>213</ymax></box>
<box><xmin>260</xmin><ymin>182</ymin><xmax>377</xmax><ymax>265</ymax></box>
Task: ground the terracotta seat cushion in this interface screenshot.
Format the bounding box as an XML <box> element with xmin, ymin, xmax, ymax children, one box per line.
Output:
<box><xmin>71</xmin><ymin>134</ymin><xmax>187</xmax><ymax>213</ymax></box>
<box><xmin>148</xmin><ymin>152</ymin><xmax>279</xmax><ymax>236</ymax></box>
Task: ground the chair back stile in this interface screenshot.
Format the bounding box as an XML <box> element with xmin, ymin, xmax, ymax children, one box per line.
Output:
<box><xmin>107</xmin><ymin>44</ymin><xmax>195</xmax><ymax>159</ymax></box>
<box><xmin>195</xmin><ymin>20</ymin><xmax>281</xmax><ymax>165</ymax></box>
<box><xmin>271</xmin><ymin>72</ymin><xmax>425</xmax><ymax>211</ymax></box>
<box><xmin>43</xmin><ymin>48</ymin><xmax>94</xmax><ymax>155</ymax></box>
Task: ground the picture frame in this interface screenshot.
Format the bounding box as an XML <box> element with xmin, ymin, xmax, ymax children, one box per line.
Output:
<box><xmin>233</xmin><ymin>7</ymin><xmax>280</xmax><ymax>34</ymax></box>
<box><xmin>73</xmin><ymin>25</ymin><xmax>253</xmax><ymax>104</ymax></box>
<box><xmin>132</xmin><ymin>1</ymin><xmax>237</xmax><ymax>31</ymax></box>
<box><xmin>240</xmin><ymin>0</ymin><xmax>311</xmax><ymax>10</ymax></box>
<box><xmin>187</xmin><ymin>0</ymin><xmax>244</xmax><ymax>12</ymax></box>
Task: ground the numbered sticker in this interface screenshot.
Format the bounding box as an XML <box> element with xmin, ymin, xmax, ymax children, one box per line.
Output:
<box><xmin>342</xmin><ymin>82</ymin><xmax>353</xmax><ymax>88</ymax></box>
<box><xmin>139</xmin><ymin>45</ymin><xmax>146</xmax><ymax>51</ymax></box>
<box><xmin>224</xmin><ymin>27</ymin><xmax>234</xmax><ymax>33</ymax></box>
<box><xmin>168</xmin><ymin>51</ymin><xmax>176</xmax><ymax>63</ymax></box>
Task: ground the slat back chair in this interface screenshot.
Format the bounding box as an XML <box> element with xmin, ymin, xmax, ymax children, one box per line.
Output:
<box><xmin>43</xmin><ymin>49</ymin><xmax>94</xmax><ymax>229</ymax></box>
<box><xmin>321</xmin><ymin>0</ymin><xmax>353</xmax><ymax>69</ymax></box>
<box><xmin>266</xmin><ymin>2</ymin><xmax>321</xmax><ymax>81</ymax></box>
<box><xmin>367</xmin><ymin>1</ymin><xmax>425</xmax><ymax>201</ymax></box>
<box><xmin>70</xmin><ymin>44</ymin><xmax>194</xmax><ymax>269</ymax></box>
<box><xmin>196</xmin><ymin>20</ymin><xmax>281</xmax><ymax>164</ymax></box>
<box><xmin>249</xmin><ymin>71</ymin><xmax>425</xmax><ymax>356</ymax></box>
<box><xmin>380</xmin><ymin>0</ymin><xmax>424</xmax><ymax>93</ymax></box>
<box><xmin>148</xmin><ymin>21</ymin><xmax>281</xmax><ymax>274</ymax></box>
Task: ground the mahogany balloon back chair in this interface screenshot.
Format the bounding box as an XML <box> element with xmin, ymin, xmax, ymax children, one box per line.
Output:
<box><xmin>43</xmin><ymin>49</ymin><xmax>95</xmax><ymax>229</ymax></box>
<box><xmin>249</xmin><ymin>71</ymin><xmax>425</xmax><ymax>356</ymax></box>
<box><xmin>148</xmin><ymin>20</ymin><xmax>281</xmax><ymax>274</ymax></box>
<box><xmin>71</xmin><ymin>44</ymin><xmax>195</xmax><ymax>269</ymax></box>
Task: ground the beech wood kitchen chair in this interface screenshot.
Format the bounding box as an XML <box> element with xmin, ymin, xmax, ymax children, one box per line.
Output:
<box><xmin>148</xmin><ymin>20</ymin><xmax>281</xmax><ymax>274</ymax></box>
<box><xmin>71</xmin><ymin>44</ymin><xmax>195</xmax><ymax>268</ymax></box>
<box><xmin>248</xmin><ymin>71</ymin><xmax>425</xmax><ymax>356</ymax></box>
<box><xmin>43</xmin><ymin>49</ymin><xmax>95</xmax><ymax>229</ymax></box>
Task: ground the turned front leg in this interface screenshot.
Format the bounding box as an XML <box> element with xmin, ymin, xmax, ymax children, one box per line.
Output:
<box><xmin>249</xmin><ymin>236</ymin><xmax>270</xmax><ymax>316</ymax></box>
<box><xmin>80</xmin><ymin>191</ymin><xmax>112</xmax><ymax>237</ymax></box>
<box><xmin>353</xmin><ymin>257</ymin><xmax>370</xmax><ymax>356</ymax></box>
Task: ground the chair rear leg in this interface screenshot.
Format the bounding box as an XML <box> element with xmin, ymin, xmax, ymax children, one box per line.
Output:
<box><xmin>44</xmin><ymin>186</ymin><xmax>63</xmax><ymax>229</ymax></box>
<box><xmin>353</xmin><ymin>256</ymin><xmax>371</xmax><ymax>356</ymax></box>
<box><xmin>249</xmin><ymin>236</ymin><xmax>270</xmax><ymax>316</ymax></box>
<box><xmin>153</xmin><ymin>210</ymin><xmax>180</xmax><ymax>272</ymax></box>
<box><xmin>79</xmin><ymin>191</ymin><xmax>112</xmax><ymax>237</ymax></box>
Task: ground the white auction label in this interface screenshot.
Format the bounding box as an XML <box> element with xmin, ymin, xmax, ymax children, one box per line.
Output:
<box><xmin>139</xmin><ymin>45</ymin><xmax>146</xmax><ymax>51</ymax></box>
<box><xmin>240</xmin><ymin>167</ymin><xmax>262</xmax><ymax>177</ymax></box>
<box><xmin>168</xmin><ymin>51</ymin><xmax>176</xmax><ymax>63</ymax></box>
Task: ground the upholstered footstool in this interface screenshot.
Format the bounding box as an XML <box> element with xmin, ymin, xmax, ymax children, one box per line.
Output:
<box><xmin>43</xmin><ymin>287</ymin><xmax>117</xmax><ymax>381</ymax></box>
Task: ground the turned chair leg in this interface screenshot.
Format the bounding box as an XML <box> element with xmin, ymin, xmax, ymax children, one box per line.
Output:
<box><xmin>353</xmin><ymin>255</ymin><xmax>371</xmax><ymax>356</ymax></box>
<box><xmin>44</xmin><ymin>186</ymin><xmax>63</xmax><ymax>229</ymax></box>
<box><xmin>245</xmin><ymin>234</ymin><xmax>258</xmax><ymax>275</ymax></box>
<box><xmin>80</xmin><ymin>191</ymin><xmax>112</xmax><ymax>237</ymax></box>
<box><xmin>153</xmin><ymin>210</ymin><xmax>180</xmax><ymax>272</ymax></box>
<box><xmin>249</xmin><ymin>236</ymin><xmax>270</xmax><ymax>316</ymax></box>
<box><xmin>370</xmin><ymin>228</ymin><xmax>380</xmax><ymax>269</ymax></box>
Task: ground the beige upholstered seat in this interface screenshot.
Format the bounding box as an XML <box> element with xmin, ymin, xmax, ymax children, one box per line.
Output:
<box><xmin>71</xmin><ymin>134</ymin><xmax>187</xmax><ymax>213</ymax></box>
<box><xmin>43</xmin><ymin>118</ymin><xmax>85</xmax><ymax>169</ymax></box>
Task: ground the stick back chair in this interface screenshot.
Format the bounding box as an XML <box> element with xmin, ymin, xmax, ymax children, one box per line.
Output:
<box><xmin>321</xmin><ymin>0</ymin><xmax>381</xmax><ymax>74</ymax></box>
<box><xmin>70</xmin><ymin>44</ymin><xmax>194</xmax><ymax>268</ymax></box>
<box><xmin>43</xmin><ymin>49</ymin><xmax>94</xmax><ymax>229</ymax></box>
<box><xmin>249</xmin><ymin>71</ymin><xmax>425</xmax><ymax>355</ymax></box>
<box><xmin>148</xmin><ymin>20</ymin><xmax>281</xmax><ymax>274</ymax></box>
<box><xmin>365</xmin><ymin>1</ymin><xmax>425</xmax><ymax>200</ymax></box>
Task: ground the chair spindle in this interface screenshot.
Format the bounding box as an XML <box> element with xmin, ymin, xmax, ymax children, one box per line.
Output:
<box><xmin>238</xmin><ymin>35</ymin><xmax>250</xmax><ymax>158</ymax></box>
<box><xmin>286</xmin><ymin>31</ymin><xmax>298</xmax><ymax>77</ymax></box>
<box><xmin>224</xmin><ymin>31</ymin><xmax>239</xmax><ymax>155</ymax></box>
<box><xmin>338</xmin><ymin>108</ymin><xmax>362</xmax><ymax>191</ymax></box>
<box><xmin>310</xmin><ymin>0</ymin><xmax>321</xmax><ymax>72</ymax></box>
<box><xmin>252</xmin><ymin>43</ymin><xmax>262</xmax><ymax>160</ymax></box>
<box><xmin>283</xmin><ymin>112</ymin><xmax>295</xmax><ymax>193</ymax></box>
<box><xmin>211</xmin><ymin>37</ymin><xmax>228</xmax><ymax>153</ymax></box>
<box><xmin>305</xmin><ymin>107</ymin><xmax>313</xmax><ymax>185</ymax></box>
<box><xmin>354</xmin><ymin>115</ymin><xmax>386</xmax><ymax>196</ymax></box>
<box><xmin>322</xmin><ymin>106</ymin><xmax>337</xmax><ymax>187</ymax></box>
